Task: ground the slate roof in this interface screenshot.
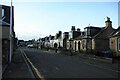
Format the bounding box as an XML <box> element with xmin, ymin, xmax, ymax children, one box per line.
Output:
<box><xmin>74</xmin><ymin>35</ymin><xmax>83</xmax><ymax>40</ymax></box>
<box><xmin>93</xmin><ymin>26</ymin><xmax>116</xmax><ymax>39</ymax></box>
<box><xmin>84</xmin><ymin>26</ymin><xmax>103</xmax><ymax>29</ymax></box>
<box><xmin>110</xmin><ymin>26</ymin><xmax>120</xmax><ymax>37</ymax></box>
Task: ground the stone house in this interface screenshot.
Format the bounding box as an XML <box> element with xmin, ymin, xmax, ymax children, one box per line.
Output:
<box><xmin>0</xmin><ymin>5</ymin><xmax>15</xmax><ymax>66</ymax></box>
<box><xmin>73</xmin><ymin>33</ymin><xmax>84</xmax><ymax>52</ymax></box>
<box><xmin>63</xmin><ymin>32</ymin><xmax>69</xmax><ymax>49</ymax></box>
<box><xmin>110</xmin><ymin>26</ymin><xmax>120</xmax><ymax>56</ymax></box>
<box><xmin>44</xmin><ymin>36</ymin><xmax>50</xmax><ymax>48</ymax></box>
<box><xmin>49</xmin><ymin>35</ymin><xmax>55</xmax><ymax>48</ymax></box>
<box><xmin>73</xmin><ymin>17</ymin><xmax>115</xmax><ymax>55</ymax></box>
<box><xmin>82</xmin><ymin>26</ymin><xmax>102</xmax><ymax>52</ymax></box>
<box><xmin>66</xmin><ymin>26</ymin><xmax>81</xmax><ymax>50</ymax></box>
<box><xmin>92</xmin><ymin>17</ymin><xmax>116</xmax><ymax>54</ymax></box>
<box><xmin>0</xmin><ymin>20</ymin><xmax>10</xmax><ymax>65</ymax></box>
<box><xmin>18</xmin><ymin>40</ymin><xmax>25</xmax><ymax>47</ymax></box>
<box><xmin>74</xmin><ymin>26</ymin><xmax>102</xmax><ymax>53</ymax></box>
<box><xmin>38</xmin><ymin>38</ymin><xmax>45</xmax><ymax>49</ymax></box>
<box><xmin>53</xmin><ymin>31</ymin><xmax>63</xmax><ymax>48</ymax></box>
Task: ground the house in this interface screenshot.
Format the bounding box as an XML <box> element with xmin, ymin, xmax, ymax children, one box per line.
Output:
<box><xmin>110</xmin><ymin>26</ymin><xmax>120</xmax><ymax>56</ymax></box>
<box><xmin>0</xmin><ymin>5</ymin><xmax>15</xmax><ymax>66</ymax></box>
<box><xmin>18</xmin><ymin>40</ymin><xmax>25</xmax><ymax>47</ymax></box>
<box><xmin>32</xmin><ymin>39</ymin><xmax>39</xmax><ymax>48</ymax></box>
<box><xmin>66</xmin><ymin>26</ymin><xmax>81</xmax><ymax>50</ymax></box>
<box><xmin>53</xmin><ymin>31</ymin><xmax>63</xmax><ymax>48</ymax></box>
<box><xmin>0</xmin><ymin>19</ymin><xmax>10</xmax><ymax>65</ymax></box>
<box><xmin>63</xmin><ymin>32</ymin><xmax>69</xmax><ymax>49</ymax></box>
<box><xmin>25</xmin><ymin>40</ymin><xmax>33</xmax><ymax>46</ymax></box>
<box><xmin>39</xmin><ymin>38</ymin><xmax>45</xmax><ymax>49</ymax></box>
<box><xmin>73</xmin><ymin>26</ymin><xmax>102</xmax><ymax>53</ymax></box>
<box><xmin>1</xmin><ymin>5</ymin><xmax>15</xmax><ymax>50</ymax></box>
<box><xmin>73</xmin><ymin>17</ymin><xmax>116</xmax><ymax>56</ymax></box>
<box><xmin>44</xmin><ymin>36</ymin><xmax>50</xmax><ymax>48</ymax></box>
<box><xmin>82</xmin><ymin>26</ymin><xmax>102</xmax><ymax>52</ymax></box>
<box><xmin>49</xmin><ymin>35</ymin><xmax>55</xmax><ymax>48</ymax></box>
<box><xmin>92</xmin><ymin>17</ymin><xmax>116</xmax><ymax>54</ymax></box>
<box><xmin>73</xmin><ymin>31</ymin><xmax>85</xmax><ymax>52</ymax></box>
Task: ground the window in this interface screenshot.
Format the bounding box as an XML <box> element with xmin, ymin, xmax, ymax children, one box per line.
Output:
<box><xmin>84</xmin><ymin>28</ymin><xmax>87</xmax><ymax>36</ymax></box>
<box><xmin>88</xmin><ymin>28</ymin><xmax>90</xmax><ymax>36</ymax></box>
<box><xmin>2</xmin><ymin>9</ymin><xmax>4</xmax><ymax>17</ymax></box>
<box><xmin>69</xmin><ymin>32</ymin><xmax>72</xmax><ymax>39</ymax></box>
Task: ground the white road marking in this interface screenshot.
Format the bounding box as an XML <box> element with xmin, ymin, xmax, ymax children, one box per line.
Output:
<box><xmin>21</xmin><ymin>50</ymin><xmax>35</xmax><ymax>78</ymax></box>
<box><xmin>20</xmin><ymin>49</ymin><xmax>45</xmax><ymax>80</ymax></box>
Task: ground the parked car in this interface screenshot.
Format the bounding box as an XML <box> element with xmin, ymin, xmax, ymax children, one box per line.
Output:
<box><xmin>27</xmin><ymin>44</ymin><xmax>34</xmax><ymax>48</ymax></box>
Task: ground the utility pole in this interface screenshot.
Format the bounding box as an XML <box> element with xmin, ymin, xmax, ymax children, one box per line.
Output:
<box><xmin>9</xmin><ymin>0</ymin><xmax>13</xmax><ymax>64</ymax></box>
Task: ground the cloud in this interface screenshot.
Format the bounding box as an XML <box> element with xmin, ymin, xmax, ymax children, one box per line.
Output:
<box><xmin>16</xmin><ymin>32</ymin><xmax>44</xmax><ymax>40</ymax></box>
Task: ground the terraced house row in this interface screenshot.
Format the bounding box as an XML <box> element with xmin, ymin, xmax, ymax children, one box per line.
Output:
<box><xmin>38</xmin><ymin>17</ymin><xmax>120</xmax><ymax>57</ymax></box>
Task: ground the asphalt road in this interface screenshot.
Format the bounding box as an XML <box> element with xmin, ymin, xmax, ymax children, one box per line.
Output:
<box><xmin>20</xmin><ymin>48</ymin><xmax>119</xmax><ymax>79</ymax></box>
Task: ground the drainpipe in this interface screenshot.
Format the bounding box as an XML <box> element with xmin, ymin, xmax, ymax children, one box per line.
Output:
<box><xmin>9</xmin><ymin>0</ymin><xmax>13</xmax><ymax>64</ymax></box>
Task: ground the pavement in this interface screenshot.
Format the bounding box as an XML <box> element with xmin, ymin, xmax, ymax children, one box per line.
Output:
<box><xmin>2</xmin><ymin>49</ymin><xmax>35</xmax><ymax>80</ymax></box>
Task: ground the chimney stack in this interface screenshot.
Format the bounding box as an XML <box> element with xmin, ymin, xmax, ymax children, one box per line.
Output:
<box><xmin>77</xmin><ymin>28</ymin><xmax>80</xmax><ymax>32</ymax></box>
<box><xmin>71</xmin><ymin>26</ymin><xmax>76</xmax><ymax>31</ymax></box>
<box><xmin>105</xmin><ymin>16</ymin><xmax>112</xmax><ymax>28</ymax></box>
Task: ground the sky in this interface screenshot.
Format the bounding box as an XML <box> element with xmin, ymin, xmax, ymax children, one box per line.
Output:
<box><xmin>0</xmin><ymin>0</ymin><xmax>119</xmax><ymax>41</ymax></box>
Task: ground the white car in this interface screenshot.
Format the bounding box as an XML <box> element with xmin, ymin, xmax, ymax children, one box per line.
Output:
<box><xmin>27</xmin><ymin>44</ymin><xmax>34</xmax><ymax>48</ymax></box>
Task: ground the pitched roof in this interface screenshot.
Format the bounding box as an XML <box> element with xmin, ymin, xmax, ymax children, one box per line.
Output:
<box><xmin>74</xmin><ymin>35</ymin><xmax>83</xmax><ymax>40</ymax></box>
<box><xmin>110</xmin><ymin>26</ymin><xmax>120</xmax><ymax>37</ymax></box>
<box><xmin>84</xmin><ymin>26</ymin><xmax>103</xmax><ymax>29</ymax></box>
<box><xmin>93</xmin><ymin>26</ymin><xmax>115</xmax><ymax>39</ymax></box>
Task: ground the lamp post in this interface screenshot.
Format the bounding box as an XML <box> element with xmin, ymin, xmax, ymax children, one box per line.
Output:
<box><xmin>9</xmin><ymin>0</ymin><xmax>13</xmax><ymax>64</ymax></box>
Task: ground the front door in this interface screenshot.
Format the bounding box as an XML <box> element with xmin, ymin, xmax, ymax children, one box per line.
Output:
<box><xmin>78</xmin><ymin>41</ymin><xmax>80</xmax><ymax>52</ymax></box>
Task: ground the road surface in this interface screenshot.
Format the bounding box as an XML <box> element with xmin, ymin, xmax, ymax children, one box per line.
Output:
<box><xmin>20</xmin><ymin>48</ymin><xmax>119</xmax><ymax>79</ymax></box>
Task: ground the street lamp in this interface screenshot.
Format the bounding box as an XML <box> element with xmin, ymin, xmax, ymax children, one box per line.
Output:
<box><xmin>9</xmin><ymin>0</ymin><xmax>13</xmax><ymax>64</ymax></box>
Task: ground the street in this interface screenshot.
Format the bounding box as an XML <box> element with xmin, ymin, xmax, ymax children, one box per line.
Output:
<box><xmin>20</xmin><ymin>47</ymin><xmax>119</xmax><ymax>79</ymax></box>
